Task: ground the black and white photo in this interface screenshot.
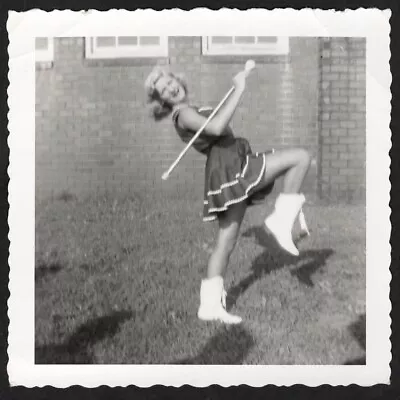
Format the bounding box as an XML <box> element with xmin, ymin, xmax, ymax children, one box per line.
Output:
<box><xmin>7</xmin><ymin>9</ymin><xmax>391</xmax><ymax>387</ymax></box>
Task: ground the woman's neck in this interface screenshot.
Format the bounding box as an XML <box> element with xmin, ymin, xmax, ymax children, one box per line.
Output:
<box><xmin>172</xmin><ymin>101</ymin><xmax>190</xmax><ymax>112</ymax></box>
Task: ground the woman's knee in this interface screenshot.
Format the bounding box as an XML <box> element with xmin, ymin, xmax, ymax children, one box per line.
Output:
<box><xmin>216</xmin><ymin>229</ymin><xmax>239</xmax><ymax>257</ymax></box>
<box><xmin>296</xmin><ymin>148</ymin><xmax>311</xmax><ymax>168</ymax></box>
<box><xmin>214</xmin><ymin>203</ymin><xmax>245</xmax><ymax>257</ymax></box>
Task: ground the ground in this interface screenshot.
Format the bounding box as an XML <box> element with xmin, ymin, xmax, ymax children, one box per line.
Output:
<box><xmin>35</xmin><ymin>189</ymin><xmax>366</xmax><ymax>365</ymax></box>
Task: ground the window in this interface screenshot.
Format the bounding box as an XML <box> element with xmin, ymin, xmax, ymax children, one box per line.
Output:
<box><xmin>202</xmin><ymin>36</ymin><xmax>289</xmax><ymax>55</ymax></box>
<box><xmin>35</xmin><ymin>37</ymin><xmax>54</xmax><ymax>62</ymax></box>
<box><xmin>85</xmin><ymin>36</ymin><xmax>168</xmax><ymax>59</ymax></box>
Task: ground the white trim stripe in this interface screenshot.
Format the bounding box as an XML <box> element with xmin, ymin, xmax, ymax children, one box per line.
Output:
<box><xmin>205</xmin><ymin>154</ymin><xmax>266</xmax><ymax>214</ymax></box>
<box><xmin>198</xmin><ymin>106</ymin><xmax>213</xmax><ymax>112</ymax></box>
<box><xmin>241</xmin><ymin>155</ymin><xmax>249</xmax><ymax>178</ymax></box>
<box><xmin>207</xmin><ymin>152</ymin><xmax>263</xmax><ymax>196</ymax></box>
<box><xmin>203</xmin><ymin>215</ymin><xmax>217</xmax><ymax>222</ymax></box>
<box><xmin>207</xmin><ymin>179</ymin><xmax>239</xmax><ymax>195</ymax></box>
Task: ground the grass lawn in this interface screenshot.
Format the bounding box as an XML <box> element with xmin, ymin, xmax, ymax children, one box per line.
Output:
<box><xmin>35</xmin><ymin>189</ymin><xmax>366</xmax><ymax>365</ymax></box>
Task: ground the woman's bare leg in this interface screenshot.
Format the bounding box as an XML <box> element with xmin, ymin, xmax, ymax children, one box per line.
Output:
<box><xmin>254</xmin><ymin>148</ymin><xmax>312</xmax><ymax>256</ymax></box>
<box><xmin>260</xmin><ymin>148</ymin><xmax>311</xmax><ymax>193</ymax></box>
<box><xmin>207</xmin><ymin>202</ymin><xmax>247</xmax><ymax>279</ymax></box>
<box><xmin>198</xmin><ymin>202</ymin><xmax>247</xmax><ymax>324</ymax></box>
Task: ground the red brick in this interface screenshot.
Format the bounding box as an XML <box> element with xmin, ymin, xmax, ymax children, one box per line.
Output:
<box><xmin>322</xmin><ymin>120</ymin><xmax>340</xmax><ymax>129</ymax></box>
<box><xmin>340</xmin><ymin>168</ymin><xmax>360</xmax><ymax>175</ymax></box>
<box><xmin>340</xmin><ymin>121</ymin><xmax>357</xmax><ymax>128</ymax></box>
<box><xmin>350</xmin><ymin>113</ymin><xmax>365</xmax><ymax>121</ymax></box>
<box><xmin>348</xmin><ymin>159</ymin><xmax>365</xmax><ymax>168</ymax></box>
<box><xmin>322</xmin><ymin>167</ymin><xmax>338</xmax><ymax>176</ymax></box>
<box><xmin>322</xmin><ymin>65</ymin><xmax>331</xmax><ymax>73</ymax></box>
<box><xmin>330</xmin><ymin>175</ymin><xmax>347</xmax><ymax>183</ymax></box>
<box><xmin>349</xmin><ymin>97</ymin><xmax>364</xmax><ymax>105</ymax></box>
<box><xmin>331</xmin><ymin>160</ymin><xmax>348</xmax><ymax>168</ymax></box>
<box><xmin>331</xmin><ymin>96</ymin><xmax>348</xmax><ymax>104</ymax></box>
<box><xmin>320</xmin><ymin>160</ymin><xmax>331</xmax><ymax>168</ymax></box>
<box><xmin>348</xmin><ymin>143</ymin><xmax>365</xmax><ymax>152</ymax></box>
<box><xmin>331</xmin><ymin>144</ymin><xmax>347</xmax><ymax>152</ymax></box>
<box><xmin>332</xmin><ymin>81</ymin><xmax>349</xmax><ymax>89</ymax></box>
<box><xmin>333</xmin><ymin>129</ymin><xmax>348</xmax><ymax>136</ymax></box>
<box><xmin>325</xmin><ymin>73</ymin><xmax>340</xmax><ymax>81</ymax></box>
<box><xmin>321</xmin><ymin>137</ymin><xmax>339</xmax><ymax>144</ymax></box>
<box><xmin>325</xmin><ymin>153</ymin><xmax>339</xmax><ymax>160</ymax></box>
<box><xmin>339</xmin><ymin>137</ymin><xmax>365</xmax><ymax>144</ymax></box>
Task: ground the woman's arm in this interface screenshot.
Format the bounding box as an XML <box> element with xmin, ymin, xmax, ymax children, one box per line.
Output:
<box><xmin>178</xmin><ymin>72</ymin><xmax>247</xmax><ymax>136</ymax></box>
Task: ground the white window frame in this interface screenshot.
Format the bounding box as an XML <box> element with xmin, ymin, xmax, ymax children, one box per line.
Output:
<box><xmin>35</xmin><ymin>37</ymin><xmax>54</xmax><ymax>62</ymax></box>
<box><xmin>202</xmin><ymin>36</ymin><xmax>289</xmax><ymax>55</ymax></box>
<box><xmin>85</xmin><ymin>36</ymin><xmax>168</xmax><ymax>59</ymax></box>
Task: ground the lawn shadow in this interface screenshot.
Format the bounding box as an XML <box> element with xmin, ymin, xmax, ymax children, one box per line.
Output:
<box><xmin>35</xmin><ymin>310</ymin><xmax>134</xmax><ymax>364</ymax></box>
<box><xmin>56</xmin><ymin>190</ymin><xmax>77</xmax><ymax>202</ymax></box>
<box><xmin>226</xmin><ymin>226</ymin><xmax>334</xmax><ymax>310</ymax></box>
<box><xmin>35</xmin><ymin>262</ymin><xmax>63</xmax><ymax>283</ymax></box>
<box><xmin>172</xmin><ymin>325</ymin><xmax>254</xmax><ymax>365</ymax></box>
<box><xmin>344</xmin><ymin>313</ymin><xmax>366</xmax><ymax>365</ymax></box>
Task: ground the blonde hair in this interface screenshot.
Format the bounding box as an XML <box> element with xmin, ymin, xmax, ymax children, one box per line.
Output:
<box><xmin>144</xmin><ymin>67</ymin><xmax>188</xmax><ymax>121</ymax></box>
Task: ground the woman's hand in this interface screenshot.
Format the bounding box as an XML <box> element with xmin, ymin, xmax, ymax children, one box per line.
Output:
<box><xmin>233</xmin><ymin>70</ymin><xmax>247</xmax><ymax>92</ymax></box>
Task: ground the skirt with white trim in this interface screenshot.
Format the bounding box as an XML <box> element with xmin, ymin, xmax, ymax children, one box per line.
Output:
<box><xmin>202</xmin><ymin>136</ymin><xmax>275</xmax><ymax>222</ymax></box>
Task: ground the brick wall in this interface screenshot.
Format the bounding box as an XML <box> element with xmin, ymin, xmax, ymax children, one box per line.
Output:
<box><xmin>318</xmin><ymin>37</ymin><xmax>366</xmax><ymax>202</ymax></box>
<box><xmin>35</xmin><ymin>36</ymin><xmax>365</xmax><ymax>203</ymax></box>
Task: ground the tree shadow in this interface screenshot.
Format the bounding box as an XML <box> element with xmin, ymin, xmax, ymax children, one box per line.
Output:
<box><xmin>35</xmin><ymin>262</ymin><xmax>63</xmax><ymax>283</ymax></box>
<box><xmin>344</xmin><ymin>313</ymin><xmax>366</xmax><ymax>365</ymax></box>
<box><xmin>172</xmin><ymin>325</ymin><xmax>254</xmax><ymax>365</ymax></box>
<box><xmin>35</xmin><ymin>310</ymin><xmax>134</xmax><ymax>364</ymax></box>
<box><xmin>226</xmin><ymin>226</ymin><xmax>334</xmax><ymax>310</ymax></box>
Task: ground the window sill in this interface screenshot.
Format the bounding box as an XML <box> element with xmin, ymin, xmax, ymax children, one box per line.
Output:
<box><xmin>83</xmin><ymin>57</ymin><xmax>170</xmax><ymax>68</ymax></box>
<box><xmin>35</xmin><ymin>61</ymin><xmax>54</xmax><ymax>70</ymax></box>
<box><xmin>201</xmin><ymin>54</ymin><xmax>291</xmax><ymax>65</ymax></box>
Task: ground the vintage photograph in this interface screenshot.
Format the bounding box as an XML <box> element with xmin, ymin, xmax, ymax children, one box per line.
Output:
<box><xmin>34</xmin><ymin>34</ymin><xmax>367</xmax><ymax>365</ymax></box>
<box><xmin>7</xmin><ymin>9</ymin><xmax>391</xmax><ymax>387</ymax></box>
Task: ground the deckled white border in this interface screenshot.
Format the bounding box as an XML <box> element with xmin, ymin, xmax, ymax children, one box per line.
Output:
<box><xmin>7</xmin><ymin>9</ymin><xmax>391</xmax><ymax>387</ymax></box>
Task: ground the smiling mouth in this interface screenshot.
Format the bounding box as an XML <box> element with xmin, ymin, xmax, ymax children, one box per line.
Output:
<box><xmin>172</xmin><ymin>88</ymin><xmax>180</xmax><ymax>97</ymax></box>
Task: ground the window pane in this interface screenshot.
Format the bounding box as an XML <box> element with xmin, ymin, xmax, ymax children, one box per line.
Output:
<box><xmin>257</xmin><ymin>36</ymin><xmax>278</xmax><ymax>43</ymax></box>
<box><xmin>118</xmin><ymin>36</ymin><xmax>138</xmax><ymax>46</ymax></box>
<box><xmin>96</xmin><ymin>37</ymin><xmax>116</xmax><ymax>47</ymax></box>
<box><xmin>139</xmin><ymin>36</ymin><xmax>160</xmax><ymax>46</ymax></box>
<box><xmin>234</xmin><ymin>36</ymin><xmax>255</xmax><ymax>44</ymax></box>
<box><xmin>35</xmin><ymin>37</ymin><xmax>48</xmax><ymax>50</ymax></box>
<box><xmin>211</xmin><ymin>36</ymin><xmax>233</xmax><ymax>44</ymax></box>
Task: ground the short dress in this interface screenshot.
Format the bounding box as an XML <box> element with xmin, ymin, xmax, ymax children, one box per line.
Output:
<box><xmin>172</xmin><ymin>105</ymin><xmax>275</xmax><ymax>222</ymax></box>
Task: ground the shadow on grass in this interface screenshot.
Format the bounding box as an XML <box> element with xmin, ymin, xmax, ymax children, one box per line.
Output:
<box><xmin>56</xmin><ymin>190</ymin><xmax>77</xmax><ymax>202</ymax></box>
<box><xmin>173</xmin><ymin>325</ymin><xmax>254</xmax><ymax>365</ymax></box>
<box><xmin>35</xmin><ymin>262</ymin><xmax>63</xmax><ymax>283</ymax></box>
<box><xmin>226</xmin><ymin>226</ymin><xmax>334</xmax><ymax>310</ymax></box>
<box><xmin>35</xmin><ymin>310</ymin><xmax>134</xmax><ymax>364</ymax></box>
<box><xmin>344</xmin><ymin>313</ymin><xmax>366</xmax><ymax>365</ymax></box>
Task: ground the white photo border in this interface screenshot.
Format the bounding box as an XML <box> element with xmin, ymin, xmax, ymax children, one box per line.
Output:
<box><xmin>7</xmin><ymin>8</ymin><xmax>392</xmax><ymax>387</ymax></box>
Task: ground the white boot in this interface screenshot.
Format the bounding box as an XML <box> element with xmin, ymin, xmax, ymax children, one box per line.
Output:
<box><xmin>298</xmin><ymin>209</ymin><xmax>310</xmax><ymax>236</ymax></box>
<box><xmin>264</xmin><ymin>193</ymin><xmax>306</xmax><ymax>256</ymax></box>
<box><xmin>197</xmin><ymin>276</ymin><xmax>242</xmax><ymax>324</ymax></box>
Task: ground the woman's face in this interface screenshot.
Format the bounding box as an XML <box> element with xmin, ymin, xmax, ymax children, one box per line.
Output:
<box><xmin>154</xmin><ymin>75</ymin><xmax>186</xmax><ymax>106</ymax></box>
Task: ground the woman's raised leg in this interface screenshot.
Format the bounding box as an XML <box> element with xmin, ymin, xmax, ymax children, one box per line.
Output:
<box><xmin>261</xmin><ymin>148</ymin><xmax>311</xmax><ymax>191</ymax></box>
<box><xmin>255</xmin><ymin>148</ymin><xmax>311</xmax><ymax>256</ymax></box>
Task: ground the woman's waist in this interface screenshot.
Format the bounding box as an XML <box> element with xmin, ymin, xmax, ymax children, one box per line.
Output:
<box><xmin>211</xmin><ymin>135</ymin><xmax>251</xmax><ymax>152</ymax></box>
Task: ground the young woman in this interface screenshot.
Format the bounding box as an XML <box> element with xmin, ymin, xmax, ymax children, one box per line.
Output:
<box><xmin>144</xmin><ymin>66</ymin><xmax>311</xmax><ymax>324</ymax></box>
